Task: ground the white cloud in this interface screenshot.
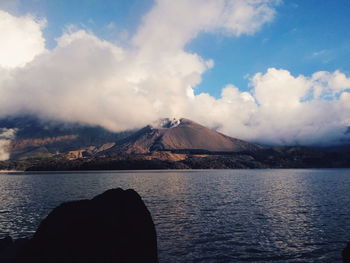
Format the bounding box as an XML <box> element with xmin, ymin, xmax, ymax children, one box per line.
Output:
<box><xmin>0</xmin><ymin>10</ymin><xmax>46</xmax><ymax>68</ymax></box>
<box><xmin>244</xmin><ymin>68</ymin><xmax>350</xmax><ymax>145</ymax></box>
<box><xmin>133</xmin><ymin>0</ymin><xmax>278</xmax><ymax>53</ymax></box>
<box><xmin>312</xmin><ymin>49</ymin><xmax>327</xmax><ymax>57</ymax></box>
<box><xmin>0</xmin><ymin>128</ymin><xmax>16</xmax><ymax>161</ymax></box>
<box><xmin>0</xmin><ymin>0</ymin><xmax>349</xmax><ymax>146</ymax></box>
<box><xmin>189</xmin><ymin>68</ymin><xmax>350</xmax><ymax>145</ymax></box>
<box><xmin>311</xmin><ymin>70</ymin><xmax>350</xmax><ymax>97</ymax></box>
<box><xmin>252</xmin><ymin>68</ymin><xmax>310</xmax><ymax>108</ymax></box>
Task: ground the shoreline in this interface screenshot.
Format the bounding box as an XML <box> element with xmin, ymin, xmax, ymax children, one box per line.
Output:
<box><xmin>0</xmin><ymin>170</ymin><xmax>23</xmax><ymax>173</ymax></box>
<box><xmin>1</xmin><ymin>167</ymin><xmax>350</xmax><ymax>173</ymax></box>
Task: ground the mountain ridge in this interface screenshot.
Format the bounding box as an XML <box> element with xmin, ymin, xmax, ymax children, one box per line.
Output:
<box><xmin>0</xmin><ymin>115</ymin><xmax>134</xmax><ymax>160</ymax></box>
<box><xmin>0</xmin><ymin>116</ymin><xmax>349</xmax><ymax>170</ymax></box>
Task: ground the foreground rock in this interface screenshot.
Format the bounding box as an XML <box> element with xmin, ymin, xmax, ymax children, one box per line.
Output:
<box><xmin>344</xmin><ymin>242</ymin><xmax>350</xmax><ymax>263</ymax></box>
<box><xmin>0</xmin><ymin>188</ymin><xmax>158</xmax><ymax>263</ymax></box>
<box><xmin>0</xmin><ymin>237</ymin><xmax>29</xmax><ymax>263</ymax></box>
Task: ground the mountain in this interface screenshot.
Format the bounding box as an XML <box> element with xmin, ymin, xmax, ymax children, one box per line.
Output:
<box><xmin>104</xmin><ymin>118</ymin><xmax>262</xmax><ymax>155</ymax></box>
<box><xmin>1</xmin><ymin>116</ymin><xmax>349</xmax><ymax>170</ymax></box>
<box><xmin>0</xmin><ymin>115</ymin><xmax>134</xmax><ymax>160</ymax></box>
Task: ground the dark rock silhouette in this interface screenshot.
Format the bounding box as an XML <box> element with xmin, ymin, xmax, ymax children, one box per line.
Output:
<box><xmin>0</xmin><ymin>236</ymin><xmax>14</xmax><ymax>262</ymax></box>
<box><xmin>0</xmin><ymin>236</ymin><xmax>30</xmax><ymax>263</ymax></box>
<box><xmin>343</xmin><ymin>242</ymin><xmax>350</xmax><ymax>263</ymax></box>
<box><xmin>0</xmin><ymin>236</ymin><xmax>13</xmax><ymax>251</ymax></box>
<box><xmin>15</xmin><ymin>188</ymin><xmax>158</xmax><ymax>263</ymax></box>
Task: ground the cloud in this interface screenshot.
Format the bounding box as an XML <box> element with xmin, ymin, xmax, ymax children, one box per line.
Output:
<box><xmin>133</xmin><ymin>0</ymin><xmax>278</xmax><ymax>53</ymax></box>
<box><xmin>244</xmin><ymin>68</ymin><xmax>350</xmax><ymax>145</ymax></box>
<box><xmin>0</xmin><ymin>10</ymin><xmax>46</xmax><ymax>68</ymax></box>
<box><xmin>189</xmin><ymin>68</ymin><xmax>350</xmax><ymax>145</ymax></box>
<box><xmin>0</xmin><ymin>1</ymin><xmax>278</xmax><ymax>129</ymax></box>
<box><xmin>312</xmin><ymin>50</ymin><xmax>327</xmax><ymax>58</ymax></box>
<box><xmin>0</xmin><ymin>128</ymin><xmax>16</xmax><ymax>161</ymax></box>
<box><xmin>0</xmin><ymin>0</ymin><xmax>349</xmax><ymax>146</ymax></box>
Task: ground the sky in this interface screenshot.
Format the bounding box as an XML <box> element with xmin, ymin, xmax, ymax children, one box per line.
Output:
<box><xmin>0</xmin><ymin>0</ymin><xmax>350</xmax><ymax>147</ymax></box>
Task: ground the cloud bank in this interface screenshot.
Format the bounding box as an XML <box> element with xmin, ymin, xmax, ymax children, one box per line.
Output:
<box><xmin>0</xmin><ymin>0</ymin><xmax>349</xmax><ymax>147</ymax></box>
<box><xmin>0</xmin><ymin>10</ymin><xmax>46</xmax><ymax>68</ymax></box>
<box><xmin>0</xmin><ymin>128</ymin><xmax>16</xmax><ymax>161</ymax></box>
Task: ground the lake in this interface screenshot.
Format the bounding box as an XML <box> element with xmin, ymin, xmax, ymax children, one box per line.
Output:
<box><xmin>0</xmin><ymin>169</ymin><xmax>349</xmax><ymax>262</ymax></box>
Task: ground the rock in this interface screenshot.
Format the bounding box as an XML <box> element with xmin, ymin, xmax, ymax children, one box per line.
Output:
<box><xmin>0</xmin><ymin>236</ymin><xmax>13</xmax><ymax>252</ymax></box>
<box><xmin>13</xmin><ymin>238</ymin><xmax>29</xmax><ymax>247</ymax></box>
<box><xmin>0</xmin><ymin>236</ymin><xmax>25</xmax><ymax>263</ymax></box>
<box><xmin>17</xmin><ymin>188</ymin><xmax>158</xmax><ymax>263</ymax></box>
<box><xmin>0</xmin><ymin>236</ymin><xmax>14</xmax><ymax>263</ymax></box>
<box><xmin>343</xmin><ymin>242</ymin><xmax>350</xmax><ymax>263</ymax></box>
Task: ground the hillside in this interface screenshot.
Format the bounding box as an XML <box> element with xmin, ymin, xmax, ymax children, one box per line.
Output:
<box><xmin>0</xmin><ymin>116</ymin><xmax>134</xmax><ymax>160</ymax></box>
<box><xmin>105</xmin><ymin>118</ymin><xmax>261</xmax><ymax>155</ymax></box>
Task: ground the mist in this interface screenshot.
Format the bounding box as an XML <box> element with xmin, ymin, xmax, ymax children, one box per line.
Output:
<box><xmin>0</xmin><ymin>128</ymin><xmax>16</xmax><ymax>161</ymax></box>
<box><xmin>0</xmin><ymin>0</ymin><xmax>349</xmax><ymax>148</ymax></box>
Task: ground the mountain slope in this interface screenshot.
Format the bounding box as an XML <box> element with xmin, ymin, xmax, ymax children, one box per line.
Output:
<box><xmin>105</xmin><ymin>118</ymin><xmax>261</xmax><ymax>154</ymax></box>
<box><xmin>0</xmin><ymin>115</ymin><xmax>134</xmax><ymax>159</ymax></box>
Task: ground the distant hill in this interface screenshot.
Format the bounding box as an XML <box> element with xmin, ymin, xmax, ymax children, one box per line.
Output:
<box><xmin>0</xmin><ymin>115</ymin><xmax>134</xmax><ymax>160</ymax></box>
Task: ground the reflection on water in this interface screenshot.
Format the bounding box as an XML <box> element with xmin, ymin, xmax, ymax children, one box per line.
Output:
<box><xmin>0</xmin><ymin>169</ymin><xmax>349</xmax><ymax>263</ymax></box>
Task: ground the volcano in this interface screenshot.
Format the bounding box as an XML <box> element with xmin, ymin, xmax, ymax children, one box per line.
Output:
<box><xmin>106</xmin><ymin>118</ymin><xmax>261</xmax><ymax>154</ymax></box>
<box><xmin>2</xmin><ymin>117</ymin><xmax>350</xmax><ymax>171</ymax></box>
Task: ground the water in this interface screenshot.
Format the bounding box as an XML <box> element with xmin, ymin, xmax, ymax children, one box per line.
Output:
<box><xmin>0</xmin><ymin>169</ymin><xmax>349</xmax><ymax>262</ymax></box>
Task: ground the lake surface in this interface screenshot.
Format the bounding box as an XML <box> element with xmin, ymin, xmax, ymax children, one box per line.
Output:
<box><xmin>0</xmin><ymin>169</ymin><xmax>349</xmax><ymax>262</ymax></box>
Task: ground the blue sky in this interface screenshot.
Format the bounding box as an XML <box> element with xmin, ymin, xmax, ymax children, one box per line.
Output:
<box><xmin>8</xmin><ymin>0</ymin><xmax>350</xmax><ymax>97</ymax></box>
<box><xmin>188</xmin><ymin>0</ymin><xmax>350</xmax><ymax>96</ymax></box>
